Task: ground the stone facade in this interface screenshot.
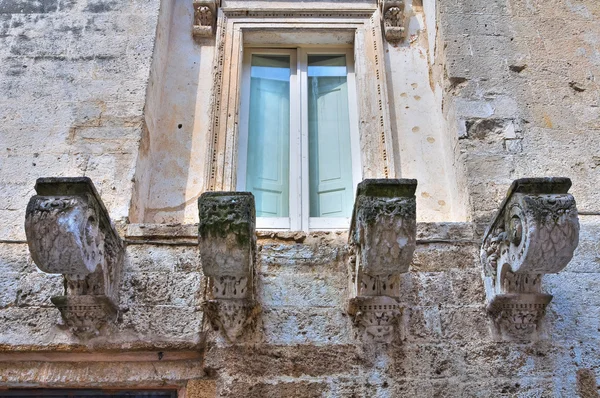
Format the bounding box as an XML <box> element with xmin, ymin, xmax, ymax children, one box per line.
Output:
<box><xmin>0</xmin><ymin>0</ymin><xmax>599</xmax><ymax>397</ymax></box>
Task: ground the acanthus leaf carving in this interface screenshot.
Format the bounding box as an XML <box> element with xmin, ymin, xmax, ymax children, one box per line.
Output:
<box><xmin>348</xmin><ymin>179</ymin><xmax>417</xmax><ymax>344</ymax></box>
<box><xmin>480</xmin><ymin>178</ymin><xmax>579</xmax><ymax>341</ymax></box>
<box><xmin>24</xmin><ymin>177</ymin><xmax>124</xmax><ymax>338</ymax></box>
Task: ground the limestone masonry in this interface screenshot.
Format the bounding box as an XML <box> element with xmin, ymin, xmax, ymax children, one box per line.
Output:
<box><xmin>0</xmin><ymin>0</ymin><xmax>599</xmax><ymax>397</ymax></box>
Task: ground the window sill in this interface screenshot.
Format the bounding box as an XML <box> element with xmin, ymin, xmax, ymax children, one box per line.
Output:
<box><xmin>122</xmin><ymin>222</ymin><xmax>477</xmax><ymax>244</ymax></box>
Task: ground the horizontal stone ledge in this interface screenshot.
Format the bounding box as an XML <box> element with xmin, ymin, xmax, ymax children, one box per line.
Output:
<box><xmin>0</xmin><ymin>350</ymin><xmax>203</xmax><ymax>362</ymax></box>
<box><xmin>124</xmin><ymin>222</ymin><xmax>476</xmax><ymax>243</ymax></box>
<box><xmin>0</xmin><ymin>338</ymin><xmax>206</xmax><ymax>354</ymax></box>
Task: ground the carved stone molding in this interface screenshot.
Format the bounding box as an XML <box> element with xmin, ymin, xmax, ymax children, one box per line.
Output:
<box><xmin>481</xmin><ymin>178</ymin><xmax>579</xmax><ymax>340</ymax></box>
<box><xmin>348</xmin><ymin>296</ymin><xmax>403</xmax><ymax>343</ymax></box>
<box><xmin>348</xmin><ymin>179</ymin><xmax>417</xmax><ymax>343</ymax></box>
<box><xmin>24</xmin><ymin>177</ymin><xmax>124</xmax><ymax>337</ymax></box>
<box><xmin>379</xmin><ymin>0</ymin><xmax>405</xmax><ymax>42</ymax></box>
<box><xmin>198</xmin><ymin>192</ymin><xmax>259</xmax><ymax>342</ymax></box>
<box><xmin>193</xmin><ymin>0</ymin><xmax>218</xmax><ymax>38</ymax></box>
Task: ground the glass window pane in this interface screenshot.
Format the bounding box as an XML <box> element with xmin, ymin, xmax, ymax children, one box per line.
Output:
<box><xmin>308</xmin><ymin>54</ymin><xmax>354</xmax><ymax>218</ymax></box>
<box><xmin>246</xmin><ymin>54</ymin><xmax>291</xmax><ymax>217</ymax></box>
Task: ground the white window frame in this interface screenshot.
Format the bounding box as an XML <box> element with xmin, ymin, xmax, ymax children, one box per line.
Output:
<box><xmin>205</xmin><ymin>8</ymin><xmax>397</xmax><ymax>232</ymax></box>
<box><xmin>237</xmin><ymin>47</ymin><xmax>362</xmax><ymax>231</ymax></box>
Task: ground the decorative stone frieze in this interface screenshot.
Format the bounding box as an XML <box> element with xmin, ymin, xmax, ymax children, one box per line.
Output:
<box><xmin>193</xmin><ymin>0</ymin><xmax>218</xmax><ymax>38</ymax></box>
<box><xmin>481</xmin><ymin>178</ymin><xmax>580</xmax><ymax>340</ymax></box>
<box><xmin>380</xmin><ymin>0</ymin><xmax>405</xmax><ymax>42</ymax></box>
<box><xmin>198</xmin><ymin>192</ymin><xmax>259</xmax><ymax>342</ymax></box>
<box><xmin>348</xmin><ymin>179</ymin><xmax>417</xmax><ymax>343</ymax></box>
<box><xmin>24</xmin><ymin>177</ymin><xmax>124</xmax><ymax>337</ymax></box>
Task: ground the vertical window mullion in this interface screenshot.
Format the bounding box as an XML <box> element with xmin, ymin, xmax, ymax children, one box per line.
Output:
<box><xmin>299</xmin><ymin>48</ymin><xmax>310</xmax><ymax>232</ymax></box>
<box><xmin>289</xmin><ymin>49</ymin><xmax>301</xmax><ymax>231</ymax></box>
<box><xmin>236</xmin><ymin>50</ymin><xmax>252</xmax><ymax>192</ymax></box>
<box><xmin>346</xmin><ymin>48</ymin><xmax>362</xmax><ymax>192</ymax></box>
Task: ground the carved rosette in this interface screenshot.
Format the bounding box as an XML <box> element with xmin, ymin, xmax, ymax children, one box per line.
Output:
<box><xmin>193</xmin><ymin>0</ymin><xmax>217</xmax><ymax>38</ymax></box>
<box><xmin>481</xmin><ymin>178</ymin><xmax>579</xmax><ymax>340</ymax></box>
<box><xmin>198</xmin><ymin>192</ymin><xmax>259</xmax><ymax>342</ymax></box>
<box><xmin>348</xmin><ymin>179</ymin><xmax>417</xmax><ymax>344</ymax></box>
<box><xmin>380</xmin><ymin>0</ymin><xmax>406</xmax><ymax>42</ymax></box>
<box><xmin>24</xmin><ymin>177</ymin><xmax>124</xmax><ymax>337</ymax></box>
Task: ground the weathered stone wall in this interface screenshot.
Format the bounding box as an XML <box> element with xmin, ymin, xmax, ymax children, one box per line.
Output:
<box><xmin>440</xmin><ymin>0</ymin><xmax>600</xmax><ymax>226</ymax></box>
<box><xmin>0</xmin><ymin>0</ymin><xmax>599</xmax><ymax>396</ymax></box>
<box><xmin>0</xmin><ymin>0</ymin><xmax>161</xmax><ymax>239</ymax></box>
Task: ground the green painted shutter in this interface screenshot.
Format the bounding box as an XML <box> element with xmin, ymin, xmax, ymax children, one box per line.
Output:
<box><xmin>308</xmin><ymin>55</ymin><xmax>354</xmax><ymax>218</ymax></box>
<box><xmin>246</xmin><ymin>55</ymin><xmax>291</xmax><ymax>217</ymax></box>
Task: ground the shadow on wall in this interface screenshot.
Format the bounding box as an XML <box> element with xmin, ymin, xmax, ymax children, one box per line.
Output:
<box><xmin>130</xmin><ymin>0</ymin><xmax>213</xmax><ymax>223</ymax></box>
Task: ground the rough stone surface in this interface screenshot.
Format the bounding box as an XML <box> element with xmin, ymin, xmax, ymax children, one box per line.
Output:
<box><xmin>0</xmin><ymin>0</ymin><xmax>599</xmax><ymax>396</ymax></box>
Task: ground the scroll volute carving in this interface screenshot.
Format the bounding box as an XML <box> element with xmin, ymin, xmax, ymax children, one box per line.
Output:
<box><xmin>348</xmin><ymin>179</ymin><xmax>417</xmax><ymax>344</ymax></box>
<box><xmin>198</xmin><ymin>192</ymin><xmax>259</xmax><ymax>342</ymax></box>
<box><xmin>380</xmin><ymin>0</ymin><xmax>406</xmax><ymax>42</ymax></box>
<box><xmin>481</xmin><ymin>178</ymin><xmax>580</xmax><ymax>340</ymax></box>
<box><xmin>24</xmin><ymin>177</ymin><xmax>124</xmax><ymax>337</ymax></box>
<box><xmin>193</xmin><ymin>0</ymin><xmax>218</xmax><ymax>38</ymax></box>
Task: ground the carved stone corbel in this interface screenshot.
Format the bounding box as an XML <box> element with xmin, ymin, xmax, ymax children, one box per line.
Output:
<box><xmin>24</xmin><ymin>177</ymin><xmax>124</xmax><ymax>337</ymax></box>
<box><xmin>193</xmin><ymin>0</ymin><xmax>218</xmax><ymax>38</ymax></box>
<box><xmin>198</xmin><ymin>192</ymin><xmax>260</xmax><ymax>342</ymax></box>
<box><xmin>481</xmin><ymin>178</ymin><xmax>580</xmax><ymax>340</ymax></box>
<box><xmin>379</xmin><ymin>0</ymin><xmax>406</xmax><ymax>42</ymax></box>
<box><xmin>348</xmin><ymin>179</ymin><xmax>417</xmax><ymax>343</ymax></box>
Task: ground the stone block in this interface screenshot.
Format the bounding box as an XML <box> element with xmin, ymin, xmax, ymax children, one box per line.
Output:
<box><xmin>411</xmin><ymin>242</ymin><xmax>479</xmax><ymax>271</ymax></box>
<box><xmin>119</xmin><ymin>305</ymin><xmax>203</xmax><ymax>339</ymax></box>
<box><xmin>439</xmin><ymin>306</ymin><xmax>490</xmax><ymax>341</ymax></box>
<box><xmin>0</xmin><ymin>0</ymin><xmax>59</xmax><ymax>14</ymax></box>
<box><xmin>224</xmin><ymin>381</ymin><xmax>327</xmax><ymax>398</ymax></box>
<box><xmin>258</xmin><ymin>239</ymin><xmax>347</xmax><ymax>274</ymax></box>
<box><xmin>121</xmin><ymin>272</ymin><xmax>175</xmax><ymax>307</ymax></box>
<box><xmin>0</xmin><ymin>272</ymin><xmax>19</xmax><ymax>308</ymax></box>
<box><xmin>186</xmin><ymin>379</ymin><xmax>217</xmax><ymax>398</ymax></box>
<box><xmin>405</xmin><ymin>306</ymin><xmax>443</xmax><ymax>342</ymax></box>
<box><xmin>204</xmin><ymin>344</ymin><xmax>359</xmax><ymax>378</ymax></box>
<box><xmin>16</xmin><ymin>272</ymin><xmax>63</xmax><ymax>307</ymax></box>
<box><xmin>258</xmin><ymin>272</ymin><xmax>346</xmax><ymax>308</ymax></box>
<box><xmin>261</xmin><ymin>307</ymin><xmax>352</xmax><ymax>345</ymax></box>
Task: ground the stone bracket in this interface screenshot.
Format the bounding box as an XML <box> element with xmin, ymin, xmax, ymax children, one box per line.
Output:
<box><xmin>379</xmin><ymin>0</ymin><xmax>406</xmax><ymax>42</ymax></box>
<box><xmin>193</xmin><ymin>0</ymin><xmax>218</xmax><ymax>38</ymax></box>
<box><xmin>348</xmin><ymin>179</ymin><xmax>417</xmax><ymax>343</ymax></box>
<box><xmin>24</xmin><ymin>177</ymin><xmax>124</xmax><ymax>337</ymax></box>
<box><xmin>198</xmin><ymin>192</ymin><xmax>258</xmax><ymax>342</ymax></box>
<box><xmin>481</xmin><ymin>177</ymin><xmax>580</xmax><ymax>340</ymax></box>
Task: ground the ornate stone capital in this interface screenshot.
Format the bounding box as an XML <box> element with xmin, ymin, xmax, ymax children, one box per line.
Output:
<box><xmin>25</xmin><ymin>177</ymin><xmax>124</xmax><ymax>337</ymax></box>
<box><xmin>348</xmin><ymin>179</ymin><xmax>417</xmax><ymax>343</ymax></box>
<box><xmin>193</xmin><ymin>0</ymin><xmax>218</xmax><ymax>38</ymax></box>
<box><xmin>198</xmin><ymin>192</ymin><xmax>259</xmax><ymax>342</ymax></box>
<box><xmin>481</xmin><ymin>178</ymin><xmax>579</xmax><ymax>340</ymax></box>
<box><xmin>379</xmin><ymin>0</ymin><xmax>405</xmax><ymax>42</ymax></box>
